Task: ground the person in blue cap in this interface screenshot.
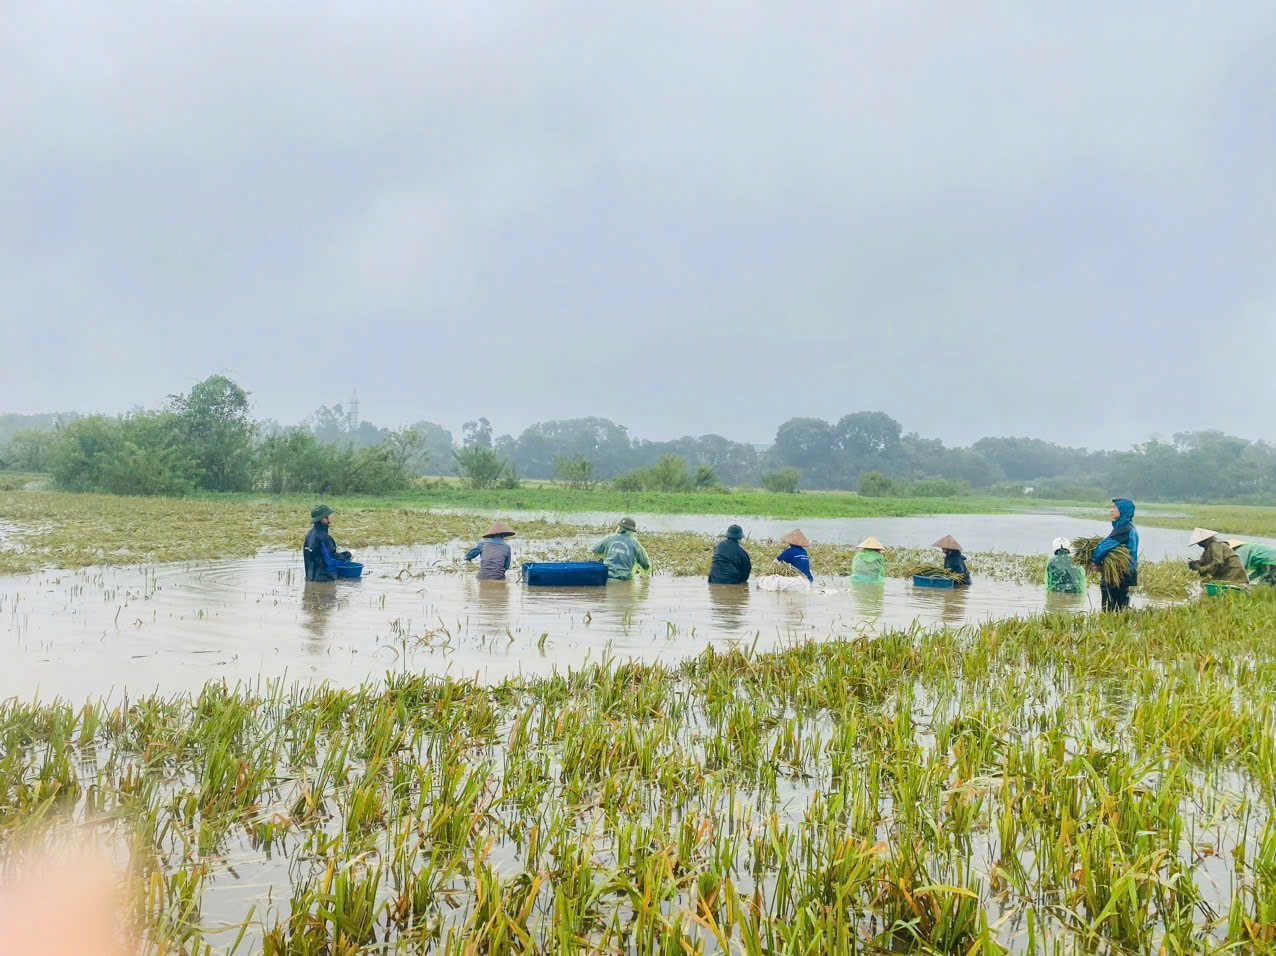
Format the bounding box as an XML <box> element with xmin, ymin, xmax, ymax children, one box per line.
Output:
<box><xmin>1090</xmin><ymin>498</ymin><xmax>1139</xmax><ymax>611</ymax></box>
<box><xmin>708</xmin><ymin>524</ymin><xmax>752</xmax><ymax>585</ymax></box>
<box><xmin>303</xmin><ymin>505</ymin><xmax>353</xmax><ymax>582</ymax></box>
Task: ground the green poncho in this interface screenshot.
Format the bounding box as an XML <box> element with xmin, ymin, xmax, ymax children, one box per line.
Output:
<box><xmin>850</xmin><ymin>550</ymin><xmax>885</xmax><ymax>584</ymax></box>
<box><xmin>1236</xmin><ymin>543</ymin><xmax>1276</xmax><ymax>585</ymax></box>
<box><xmin>1045</xmin><ymin>552</ymin><xmax>1085</xmax><ymax>593</ymax></box>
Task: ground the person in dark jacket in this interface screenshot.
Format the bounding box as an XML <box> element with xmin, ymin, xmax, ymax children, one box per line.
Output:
<box><xmin>303</xmin><ymin>505</ymin><xmax>352</xmax><ymax>582</ymax></box>
<box><xmin>1091</xmin><ymin>498</ymin><xmax>1139</xmax><ymax>611</ymax></box>
<box><xmin>933</xmin><ymin>535</ymin><xmax>971</xmax><ymax>586</ymax></box>
<box><xmin>465</xmin><ymin>521</ymin><xmax>516</xmax><ymax>580</ymax></box>
<box><xmin>708</xmin><ymin>524</ymin><xmax>752</xmax><ymax>585</ymax></box>
<box><xmin>1187</xmin><ymin>528</ymin><xmax>1248</xmax><ymax>584</ymax></box>
<box><xmin>775</xmin><ymin>529</ymin><xmax>813</xmax><ymax>582</ymax></box>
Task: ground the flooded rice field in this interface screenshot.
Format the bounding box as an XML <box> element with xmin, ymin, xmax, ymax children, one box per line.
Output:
<box><xmin>0</xmin><ymin>539</ymin><xmax>1134</xmax><ymax>701</ymax></box>
<box><xmin>431</xmin><ymin>509</ymin><xmax>1268</xmax><ymax>561</ymax></box>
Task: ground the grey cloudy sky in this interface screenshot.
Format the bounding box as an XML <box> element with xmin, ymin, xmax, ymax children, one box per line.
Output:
<box><xmin>3</xmin><ymin>1</ymin><xmax>1275</xmax><ymax>449</ymax></box>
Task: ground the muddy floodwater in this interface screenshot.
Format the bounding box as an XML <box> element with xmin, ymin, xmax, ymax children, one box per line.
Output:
<box><xmin>2</xmin><ymin>538</ymin><xmax>1145</xmax><ymax>701</ymax></box>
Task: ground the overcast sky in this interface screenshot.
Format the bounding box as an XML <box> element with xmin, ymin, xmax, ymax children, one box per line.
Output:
<box><xmin>3</xmin><ymin>2</ymin><xmax>1274</xmax><ymax>449</ymax></box>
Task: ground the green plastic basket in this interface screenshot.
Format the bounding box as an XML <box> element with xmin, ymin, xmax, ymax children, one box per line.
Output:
<box><xmin>1204</xmin><ymin>582</ymin><xmax>1248</xmax><ymax>597</ymax></box>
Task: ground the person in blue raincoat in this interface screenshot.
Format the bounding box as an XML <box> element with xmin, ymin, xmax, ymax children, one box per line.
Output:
<box><xmin>303</xmin><ymin>505</ymin><xmax>353</xmax><ymax>582</ymax></box>
<box><xmin>775</xmin><ymin>529</ymin><xmax>814</xmax><ymax>582</ymax></box>
<box><xmin>1090</xmin><ymin>498</ymin><xmax>1139</xmax><ymax>611</ymax></box>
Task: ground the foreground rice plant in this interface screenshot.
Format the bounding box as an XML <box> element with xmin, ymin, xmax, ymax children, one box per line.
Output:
<box><xmin>4</xmin><ymin>591</ymin><xmax>1276</xmax><ymax>951</ymax></box>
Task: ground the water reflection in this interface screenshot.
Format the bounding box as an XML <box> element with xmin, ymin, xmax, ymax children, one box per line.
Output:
<box><xmin>1044</xmin><ymin>591</ymin><xmax>1089</xmax><ymax>615</ymax></box>
<box><xmin>602</xmin><ymin>577</ymin><xmax>651</xmax><ymax>630</ymax></box>
<box><xmin>300</xmin><ymin>583</ymin><xmax>341</xmax><ymax>645</ymax></box>
<box><xmin>470</xmin><ymin>579</ymin><xmax>513</xmax><ymax>635</ymax></box>
<box><xmin>848</xmin><ymin>583</ymin><xmax>885</xmax><ymax>622</ymax></box>
<box><xmin>909</xmin><ymin>585</ymin><xmax>970</xmax><ymax>627</ymax></box>
<box><xmin>708</xmin><ymin>585</ymin><xmax>750</xmax><ymax>633</ymax></box>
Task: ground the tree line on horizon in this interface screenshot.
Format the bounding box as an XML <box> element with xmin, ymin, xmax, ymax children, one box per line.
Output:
<box><xmin>1</xmin><ymin>375</ymin><xmax>1274</xmax><ymax>503</ymax></box>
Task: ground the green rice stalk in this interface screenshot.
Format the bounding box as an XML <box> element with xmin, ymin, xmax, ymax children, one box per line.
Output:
<box><xmin>1072</xmin><ymin>536</ymin><xmax>1131</xmax><ymax>588</ymax></box>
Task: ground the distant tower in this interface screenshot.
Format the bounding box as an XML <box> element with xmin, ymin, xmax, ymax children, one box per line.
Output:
<box><xmin>347</xmin><ymin>389</ymin><xmax>360</xmax><ymax>431</ymax></box>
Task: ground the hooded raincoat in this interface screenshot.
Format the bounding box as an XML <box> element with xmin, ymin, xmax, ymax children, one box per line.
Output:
<box><xmin>1093</xmin><ymin>498</ymin><xmax>1139</xmax><ymax>610</ymax></box>
<box><xmin>1236</xmin><ymin>543</ymin><xmax>1276</xmax><ymax>585</ymax></box>
<box><xmin>1045</xmin><ymin>551</ymin><xmax>1085</xmax><ymax>593</ymax></box>
<box><xmin>943</xmin><ymin>550</ymin><xmax>972</xmax><ymax>587</ymax></box>
<box><xmin>850</xmin><ymin>550</ymin><xmax>886</xmax><ymax>584</ymax></box>
<box><xmin>592</xmin><ymin>530</ymin><xmax>651</xmax><ymax>581</ymax></box>
<box><xmin>303</xmin><ymin>522</ymin><xmax>351</xmax><ymax>582</ymax></box>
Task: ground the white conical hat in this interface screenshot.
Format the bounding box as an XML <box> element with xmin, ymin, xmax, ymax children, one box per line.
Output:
<box><xmin>1188</xmin><ymin>527</ymin><xmax>1218</xmax><ymax>546</ymax></box>
<box><xmin>1051</xmin><ymin>537</ymin><xmax>1071</xmax><ymax>552</ymax></box>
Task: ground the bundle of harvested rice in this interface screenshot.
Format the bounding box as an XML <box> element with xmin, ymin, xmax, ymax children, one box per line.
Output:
<box><xmin>769</xmin><ymin>559</ymin><xmax>804</xmax><ymax>578</ymax></box>
<box><xmin>1071</xmin><ymin>536</ymin><xmax>1132</xmax><ymax>588</ymax></box>
<box><xmin>905</xmin><ymin>564</ymin><xmax>964</xmax><ymax>581</ymax></box>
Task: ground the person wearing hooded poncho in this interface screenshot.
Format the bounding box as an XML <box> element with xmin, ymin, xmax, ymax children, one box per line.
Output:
<box><xmin>850</xmin><ymin>537</ymin><xmax>886</xmax><ymax>584</ymax></box>
<box><xmin>775</xmin><ymin>529</ymin><xmax>814</xmax><ymax>582</ymax></box>
<box><xmin>933</xmin><ymin>535</ymin><xmax>971</xmax><ymax>586</ymax></box>
<box><xmin>466</xmin><ymin>522</ymin><xmax>516</xmax><ymax>580</ymax></box>
<box><xmin>1045</xmin><ymin>537</ymin><xmax>1085</xmax><ymax>593</ymax></box>
<box><xmin>1187</xmin><ymin>529</ymin><xmax>1248</xmax><ymax>584</ymax></box>
<box><xmin>1229</xmin><ymin>540</ymin><xmax>1276</xmax><ymax>585</ymax></box>
<box><xmin>1091</xmin><ymin>498</ymin><xmax>1139</xmax><ymax>611</ymax></box>
<box><xmin>592</xmin><ymin>517</ymin><xmax>651</xmax><ymax>581</ymax></box>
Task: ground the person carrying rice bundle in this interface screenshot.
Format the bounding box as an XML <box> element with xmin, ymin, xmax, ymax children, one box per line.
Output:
<box><xmin>850</xmin><ymin>537</ymin><xmax>886</xmax><ymax>584</ymax></box>
<box><xmin>1088</xmin><ymin>498</ymin><xmax>1139</xmax><ymax>611</ymax></box>
<box><xmin>1187</xmin><ymin>529</ymin><xmax>1248</xmax><ymax>584</ymax></box>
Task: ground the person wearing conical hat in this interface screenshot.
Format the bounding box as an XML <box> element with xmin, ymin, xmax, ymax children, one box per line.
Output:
<box><xmin>708</xmin><ymin>524</ymin><xmax>752</xmax><ymax>585</ymax></box>
<box><xmin>1186</xmin><ymin>528</ymin><xmax>1248</xmax><ymax>585</ymax></box>
<box><xmin>850</xmin><ymin>536</ymin><xmax>886</xmax><ymax>585</ymax></box>
<box><xmin>303</xmin><ymin>504</ymin><xmax>353</xmax><ymax>582</ymax></box>
<box><xmin>465</xmin><ymin>521</ymin><xmax>516</xmax><ymax>580</ymax></box>
<box><xmin>1045</xmin><ymin>537</ymin><xmax>1085</xmax><ymax>594</ymax></box>
<box><xmin>933</xmin><ymin>535</ymin><xmax>971</xmax><ymax>587</ymax></box>
<box><xmin>592</xmin><ymin>517</ymin><xmax>651</xmax><ymax>581</ymax></box>
<box><xmin>1228</xmin><ymin>539</ymin><xmax>1276</xmax><ymax>585</ymax></box>
<box><xmin>774</xmin><ymin>529</ymin><xmax>814</xmax><ymax>582</ymax></box>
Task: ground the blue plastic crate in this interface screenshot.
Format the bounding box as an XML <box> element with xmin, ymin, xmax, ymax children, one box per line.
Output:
<box><xmin>335</xmin><ymin>561</ymin><xmax>364</xmax><ymax>579</ymax></box>
<box><xmin>522</xmin><ymin>561</ymin><xmax>608</xmax><ymax>587</ymax></box>
<box><xmin>912</xmin><ymin>574</ymin><xmax>955</xmax><ymax>589</ymax></box>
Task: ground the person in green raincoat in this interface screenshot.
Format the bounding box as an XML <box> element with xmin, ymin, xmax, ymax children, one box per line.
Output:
<box><xmin>1045</xmin><ymin>537</ymin><xmax>1085</xmax><ymax>593</ymax></box>
<box><xmin>1228</xmin><ymin>539</ymin><xmax>1276</xmax><ymax>585</ymax></box>
<box><xmin>850</xmin><ymin>536</ymin><xmax>886</xmax><ymax>584</ymax></box>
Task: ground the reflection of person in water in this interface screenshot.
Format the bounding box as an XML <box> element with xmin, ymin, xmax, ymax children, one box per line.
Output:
<box><xmin>603</xmin><ymin>573</ymin><xmax>651</xmax><ymax>627</ymax></box>
<box><xmin>708</xmin><ymin>581</ymin><xmax>750</xmax><ymax>632</ymax></box>
<box><xmin>301</xmin><ymin>582</ymin><xmax>341</xmax><ymax>644</ymax></box>
<box><xmin>471</xmin><ymin>577</ymin><xmax>513</xmax><ymax>636</ymax></box>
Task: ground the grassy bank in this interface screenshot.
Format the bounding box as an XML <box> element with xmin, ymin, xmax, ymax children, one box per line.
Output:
<box><xmin>4</xmin><ymin>592</ymin><xmax>1276</xmax><ymax>951</ymax></box>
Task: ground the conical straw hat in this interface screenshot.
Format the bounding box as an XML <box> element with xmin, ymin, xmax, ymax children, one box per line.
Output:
<box><xmin>857</xmin><ymin>536</ymin><xmax>884</xmax><ymax>551</ymax></box>
<box><xmin>781</xmin><ymin>529</ymin><xmax>810</xmax><ymax>547</ymax></box>
<box><xmin>483</xmin><ymin>521</ymin><xmax>516</xmax><ymax>538</ymax></box>
<box><xmin>1188</xmin><ymin>527</ymin><xmax>1217</xmax><ymax>546</ymax></box>
<box><xmin>933</xmin><ymin>535</ymin><xmax>962</xmax><ymax>551</ymax></box>
<box><xmin>1226</xmin><ymin>539</ymin><xmax>1245</xmax><ymax>550</ymax></box>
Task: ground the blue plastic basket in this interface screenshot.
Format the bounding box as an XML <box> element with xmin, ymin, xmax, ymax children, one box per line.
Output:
<box><xmin>912</xmin><ymin>574</ymin><xmax>955</xmax><ymax>589</ymax></box>
<box><xmin>522</xmin><ymin>561</ymin><xmax>608</xmax><ymax>587</ymax></box>
<box><xmin>335</xmin><ymin>561</ymin><xmax>364</xmax><ymax>579</ymax></box>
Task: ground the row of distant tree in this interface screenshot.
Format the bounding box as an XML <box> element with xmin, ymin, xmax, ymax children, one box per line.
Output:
<box><xmin>2</xmin><ymin>375</ymin><xmax>1275</xmax><ymax>502</ymax></box>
